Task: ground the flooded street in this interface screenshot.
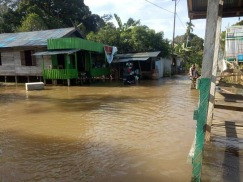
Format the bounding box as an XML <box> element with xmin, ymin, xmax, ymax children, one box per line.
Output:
<box><xmin>0</xmin><ymin>76</ymin><xmax>198</xmax><ymax>182</ymax></box>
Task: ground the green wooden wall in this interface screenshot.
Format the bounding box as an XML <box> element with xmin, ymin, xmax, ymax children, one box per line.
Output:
<box><xmin>48</xmin><ymin>38</ymin><xmax>105</xmax><ymax>53</ymax></box>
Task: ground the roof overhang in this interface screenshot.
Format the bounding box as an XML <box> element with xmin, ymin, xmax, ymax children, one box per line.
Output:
<box><xmin>187</xmin><ymin>0</ymin><xmax>243</xmax><ymax>19</ymax></box>
<box><xmin>113</xmin><ymin>57</ymin><xmax>150</xmax><ymax>63</ymax></box>
<box><xmin>116</xmin><ymin>51</ymin><xmax>161</xmax><ymax>59</ymax></box>
<box><xmin>33</xmin><ymin>49</ymin><xmax>80</xmax><ymax>56</ymax></box>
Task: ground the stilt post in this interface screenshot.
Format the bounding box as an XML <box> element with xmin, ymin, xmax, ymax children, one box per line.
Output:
<box><xmin>67</xmin><ymin>79</ymin><xmax>70</xmax><ymax>86</ymax></box>
<box><xmin>192</xmin><ymin>0</ymin><xmax>223</xmax><ymax>181</ymax></box>
<box><xmin>15</xmin><ymin>76</ymin><xmax>18</xmax><ymax>85</ymax></box>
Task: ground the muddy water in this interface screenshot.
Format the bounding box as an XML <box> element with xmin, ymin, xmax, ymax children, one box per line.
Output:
<box><xmin>0</xmin><ymin>76</ymin><xmax>198</xmax><ymax>182</ymax></box>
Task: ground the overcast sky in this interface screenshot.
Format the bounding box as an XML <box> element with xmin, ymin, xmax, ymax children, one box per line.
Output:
<box><xmin>84</xmin><ymin>0</ymin><xmax>241</xmax><ymax>40</ymax></box>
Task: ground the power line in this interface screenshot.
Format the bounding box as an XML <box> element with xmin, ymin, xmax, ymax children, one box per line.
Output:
<box><xmin>144</xmin><ymin>0</ymin><xmax>174</xmax><ymax>14</ymax></box>
<box><xmin>176</xmin><ymin>13</ymin><xmax>187</xmax><ymax>30</ymax></box>
<box><xmin>176</xmin><ymin>0</ymin><xmax>181</xmax><ymax>5</ymax></box>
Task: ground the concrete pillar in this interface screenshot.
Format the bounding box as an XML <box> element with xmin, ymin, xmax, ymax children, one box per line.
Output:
<box><xmin>192</xmin><ymin>0</ymin><xmax>223</xmax><ymax>180</ymax></box>
<box><xmin>4</xmin><ymin>76</ymin><xmax>7</xmax><ymax>83</ymax></box>
<box><xmin>203</xmin><ymin>0</ymin><xmax>223</xmax><ymax>142</ymax></box>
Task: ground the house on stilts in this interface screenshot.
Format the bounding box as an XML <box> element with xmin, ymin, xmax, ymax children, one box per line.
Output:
<box><xmin>0</xmin><ymin>27</ymin><xmax>113</xmax><ymax>85</ymax></box>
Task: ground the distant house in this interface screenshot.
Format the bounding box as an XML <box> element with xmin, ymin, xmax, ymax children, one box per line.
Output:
<box><xmin>0</xmin><ymin>27</ymin><xmax>83</xmax><ymax>82</ymax></box>
<box><xmin>112</xmin><ymin>51</ymin><xmax>165</xmax><ymax>79</ymax></box>
<box><xmin>225</xmin><ymin>25</ymin><xmax>243</xmax><ymax>64</ymax></box>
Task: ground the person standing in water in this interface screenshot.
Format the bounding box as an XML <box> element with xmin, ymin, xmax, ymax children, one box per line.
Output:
<box><xmin>189</xmin><ymin>64</ymin><xmax>200</xmax><ymax>79</ymax></box>
<box><xmin>189</xmin><ymin>64</ymin><xmax>200</xmax><ymax>88</ymax></box>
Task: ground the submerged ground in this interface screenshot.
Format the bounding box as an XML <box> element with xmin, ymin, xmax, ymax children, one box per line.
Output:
<box><xmin>0</xmin><ymin>76</ymin><xmax>198</xmax><ymax>182</ymax></box>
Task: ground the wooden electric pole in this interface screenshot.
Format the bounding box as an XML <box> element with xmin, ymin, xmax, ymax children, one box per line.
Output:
<box><xmin>171</xmin><ymin>0</ymin><xmax>177</xmax><ymax>75</ymax></box>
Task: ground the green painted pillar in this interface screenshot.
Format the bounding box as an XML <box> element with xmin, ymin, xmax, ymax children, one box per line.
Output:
<box><xmin>192</xmin><ymin>78</ymin><xmax>210</xmax><ymax>181</ymax></box>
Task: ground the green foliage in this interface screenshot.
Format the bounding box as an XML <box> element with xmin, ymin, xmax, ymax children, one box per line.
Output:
<box><xmin>220</xmin><ymin>31</ymin><xmax>226</xmax><ymax>51</ymax></box>
<box><xmin>185</xmin><ymin>21</ymin><xmax>194</xmax><ymax>46</ymax></box>
<box><xmin>86</xmin><ymin>23</ymin><xmax>120</xmax><ymax>47</ymax></box>
<box><xmin>18</xmin><ymin>13</ymin><xmax>47</xmax><ymax>32</ymax></box>
<box><xmin>87</xmin><ymin>15</ymin><xmax>170</xmax><ymax>57</ymax></box>
<box><xmin>174</xmin><ymin>33</ymin><xmax>204</xmax><ymax>70</ymax></box>
<box><xmin>235</xmin><ymin>20</ymin><xmax>243</xmax><ymax>25</ymax></box>
<box><xmin>0</xmin><ymin>0</ymin><xmax>105</xmax><ymax>34</ymax></box>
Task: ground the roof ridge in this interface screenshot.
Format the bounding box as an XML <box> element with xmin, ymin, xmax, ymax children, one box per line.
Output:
<box><xmin>0</xmin><ymin>27</ymin><xmax>75</xmax><ymax>35</ymax></box>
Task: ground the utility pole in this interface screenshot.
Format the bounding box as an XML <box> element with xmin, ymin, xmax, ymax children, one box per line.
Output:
<box><xmin>171</xmin><ymin>0</ymin><xmax>177</xmax><ymax>75</ymax></box>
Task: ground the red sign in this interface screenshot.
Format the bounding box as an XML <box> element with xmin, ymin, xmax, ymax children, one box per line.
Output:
<box><xmin>104</xmin><ymin>46</ymin><xmax>112</xmax><ymax>54</ymax></box>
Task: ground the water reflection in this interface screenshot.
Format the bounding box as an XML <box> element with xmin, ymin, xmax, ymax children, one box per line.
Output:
<box><xmin>0</xmin><ymin>76</ymin><xmax>198</xmax><ymax>181</ymax></box>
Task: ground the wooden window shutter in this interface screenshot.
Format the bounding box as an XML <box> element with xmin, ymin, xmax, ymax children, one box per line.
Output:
<box><xmin>31</xmin><ymin>50</ymin><xmax>36</xmax><ymax>66</ymax></box>
<box><xmin>20</xmin><ymin>51</ymin><xmax>25</xmax><ymax>66</ymax></box>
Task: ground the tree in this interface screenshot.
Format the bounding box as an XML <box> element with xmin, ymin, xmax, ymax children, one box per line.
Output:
<box><xmin>0</xmin><ymin>0</ymin><xmax>105</xmax><ymax>34</ymax></box>
<box><xmin>18</xmin><ymin>13</ymin><xmax>47</xmax><ymax>32</ymax></box>
<box><xmin>114</xmin><ymin>14</ymin><xmax>141</xmax><ymax>32</ymax></box>
<box><xmin>235</xmin><ymin>20</ymin><xmax>243</xmax><ymax>25</ymax></box>
<box><xmin>174</xmin><ymin>33</ymin><xmax>204</xmax><ymax>69</ymax></box>
<box><xmin>86</xmin><ymin>23</ymin><xmax>121</xmax><ymax>47</ymax></box>
<box><xmin>87</xmin><ymin>16</ymin><xmax>170</xmax><ymax>57</ymax></box>
<box><xmin>184</xmin><ymin>21</ymin><xmax>195</xmax><ymax>47</ymax></box>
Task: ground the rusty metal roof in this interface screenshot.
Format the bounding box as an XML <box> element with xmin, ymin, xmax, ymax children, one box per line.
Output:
<box><xmin>116</xmin><ymin>51</ymin><xmax>161</xmax><ymax>58</ymax></box>
<box><xmin>0</xmin><ymin>27</ymin><xmax>83</xmax><ymax>48</ymax></box>
<box><xmin>188</xmin><ymin>0</ymin><xmax>243</xmax><ymax>19</ymax></box>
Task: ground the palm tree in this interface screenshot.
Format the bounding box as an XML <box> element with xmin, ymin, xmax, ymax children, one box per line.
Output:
<box><xmin>186</xmin><ymin>21</ymin><xmax>194</xmax><ymax>47</ymax></box>
<box><xmin>114</xmin><ymin>14</ymin><xmax>140</xmax><ymax>32</ymax></box>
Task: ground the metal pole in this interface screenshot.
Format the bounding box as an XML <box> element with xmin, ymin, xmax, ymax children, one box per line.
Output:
<box><xmin>172</xmin><ymin>0</ymin><xmax>176</xmax><ymax>52</ymax></box>
<box><xmin>171</xmin><ymin>0</ymin><xmax>177</xmax><ymax>75</ymax></box>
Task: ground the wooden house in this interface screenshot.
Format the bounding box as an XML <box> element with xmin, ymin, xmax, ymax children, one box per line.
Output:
<box><xmin>0</xmin><ymin>27</ymin><xmax>83</xmax><ymax>83</ymax></box>
<box><xmin>0</xmin><ymin>27</ymin><xmax>112</xmax><ymax>85</ymax></box>
<box><xmin>34</xmin><ymin>37</ymin><xmax>112</xmax><ymax>85</ymax></box>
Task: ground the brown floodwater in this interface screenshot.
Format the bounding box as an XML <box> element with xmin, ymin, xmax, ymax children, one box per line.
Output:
<box><xmin>0</xmin><ymin>76</ymin><xmax>198</xmax><ymax>182</ymax></box>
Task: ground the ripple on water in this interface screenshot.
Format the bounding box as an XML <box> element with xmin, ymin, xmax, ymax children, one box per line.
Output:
<box><xmin>0</xmin><ymin>76</ymin><xmax>198</xmax><ymax>181</ymax></box>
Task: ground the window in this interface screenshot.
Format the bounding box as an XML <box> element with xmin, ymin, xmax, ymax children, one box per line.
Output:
<box><xmin>0</xmin><ymin>52</ymin><xmax>2</xmax><ymax>66</ymax></box>
<box><xmin>20</xmin><ymin>50</ymin><xmax>36</xmax><ymax>66</ymax></box>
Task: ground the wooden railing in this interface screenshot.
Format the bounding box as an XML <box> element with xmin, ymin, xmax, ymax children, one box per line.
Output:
<box><xmin>43</xmin><ymin>69</ymin><xmax>78</xmax><ymax>79</ymax></box>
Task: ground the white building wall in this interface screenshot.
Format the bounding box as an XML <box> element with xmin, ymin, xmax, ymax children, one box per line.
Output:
<box><xmin>162</xmin><ymin>58</ymin><xmax>172</xmax><ymax>76</ymax></box>
<box><xmin>155</xmin><ymin>59</ymin><xmax>164</xmax><ymax>78</ymax></box>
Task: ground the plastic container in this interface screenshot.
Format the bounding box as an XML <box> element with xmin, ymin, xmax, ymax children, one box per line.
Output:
<box><xmin>238</xmin><ymin>54</ymin><xmax>243</xmax><ymax>62</ymax></box>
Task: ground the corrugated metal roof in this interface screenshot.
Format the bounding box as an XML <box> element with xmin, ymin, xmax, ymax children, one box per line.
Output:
<box><xmin>0</xmin><ymin>27</ymin><xmax>79</xmax><ymax>48</ymax></box>
<box><xmin>113</xmin><ymin>57</ymin><xmax>149</xmax><ymax>63</ymax></box>
<box><xmin>188</xmin><ymin>0</ymin><xmax>243</xmax><ymax>19</ymax></box>
<box><xmin>116</xmin><ymin>51</ymin><xmax>161</xmax><ymax>58</ymax></box>
<box><xmin>33</xmin><ymin>49</ymin><xmax>80</xmax><ymax>56</ymax></box>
